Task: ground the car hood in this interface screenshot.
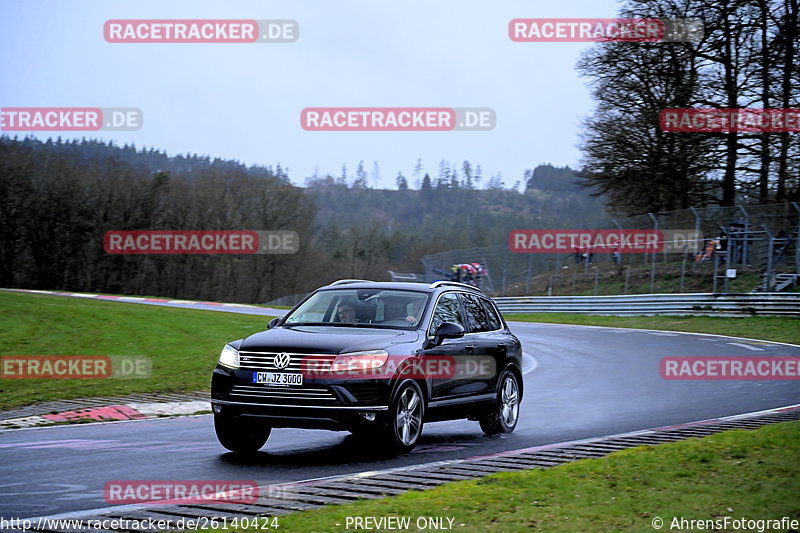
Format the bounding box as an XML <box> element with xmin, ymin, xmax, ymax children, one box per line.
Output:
<box><xmin>237</xmin><ymin>326</ymin><xmax>420</xmax><ymax>354</ymax></box>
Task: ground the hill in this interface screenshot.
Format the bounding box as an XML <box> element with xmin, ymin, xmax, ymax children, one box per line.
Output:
<box><xmin>1</xmin><ymin>136</ymin><xmax>608</xmax><ymax>301</ymax></box>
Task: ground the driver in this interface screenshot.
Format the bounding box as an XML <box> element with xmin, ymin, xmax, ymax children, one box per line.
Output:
<box><xmin>336</xmin><ymin>301</ymin><xmax>358</xmax><ymax>324</ymax></box>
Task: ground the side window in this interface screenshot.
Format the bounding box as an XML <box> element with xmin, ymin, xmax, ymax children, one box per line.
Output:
<box><xmin>429</xmin><ymin>293</ymin><xmax>464</xmax><ymax>334</ymax></box>
<box><xmin>462</xmin><ymin>293</ymin><xmax>492</xmax><ymax>333</ymax></box>
<box><xmin>481</xmin><ymin>297</ymin><xmax>503</xmax><ymax>330</ymax></box>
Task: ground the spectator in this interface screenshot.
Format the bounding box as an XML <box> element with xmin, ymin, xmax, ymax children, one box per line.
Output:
<box><xmin>774</xmin><ymin>229</ymin><xmax>790</xmax><ymax>264</ymax></box>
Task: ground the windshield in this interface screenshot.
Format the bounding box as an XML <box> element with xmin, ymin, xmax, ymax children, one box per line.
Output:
<box><xmin>282</xmin><ymin>288</ymin><xmax>430</xmax><ymax>329</ymax></box>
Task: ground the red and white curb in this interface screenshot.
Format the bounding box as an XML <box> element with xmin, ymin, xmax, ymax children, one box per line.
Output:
<box><xmin>0</xmin><ymin>401</ymin><xmax>210</xmax><ymax>430</ymax></box>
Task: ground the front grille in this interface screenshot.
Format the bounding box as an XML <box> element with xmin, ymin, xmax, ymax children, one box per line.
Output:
<box><xmin>238</xmin><ymin>351</ymin><xmax>337</xmax><ymax>372</ymax></box>
<box><xmin>230</xmin><ymin>384</ymin><xmax>337</xmax><ymax>403</ymax></box>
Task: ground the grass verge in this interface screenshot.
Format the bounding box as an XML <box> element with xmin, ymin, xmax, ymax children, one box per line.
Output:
<box><xmin>225</xmin><ymin>421</ymin><xmax>800</xmax><ymax>533</ymax></box>
<box><xmin>504</xmin><ymin>314</ymin><xmax>800</xmax><ymax>345</ymax></box>
<box><xmin>0</xmin><ymin>291</ymin><xmax>269</xmax><ymax>411</ymax></box>
<box><xmin>1</xmin><ymin>292</ymin><xmax>797</xmax><ymax>411</ymax></box>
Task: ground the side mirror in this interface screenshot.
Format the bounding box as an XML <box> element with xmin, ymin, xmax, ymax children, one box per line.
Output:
<box><xmin>431</xmin><ymin>321</ymin><xmax>465</xmax><ymax>347</ymax></box>
<box><xmin>267</xmin><ymin>317</ymin><xmax>282</xmax><ymax>329</ymax></box>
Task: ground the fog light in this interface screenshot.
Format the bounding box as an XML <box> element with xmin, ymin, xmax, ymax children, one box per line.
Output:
<box><xmin>212</xmin><ymin>404</ymin><xmax>222</xmax><ymax>414</ymax></box>
<box><xmin>360</xmin><ymin>413</ymin><xmax>376</xmax><ymax>422</ymax></box>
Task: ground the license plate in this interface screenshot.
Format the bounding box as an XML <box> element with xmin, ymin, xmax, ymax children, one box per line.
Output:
<box><xmin>252</xmin><ymin>372</ymin><xmax>303</xmax><ymax>386</ymax></box>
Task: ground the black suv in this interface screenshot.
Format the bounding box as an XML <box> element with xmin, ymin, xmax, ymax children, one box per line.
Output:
<box><xmin>211</xmin><ymin>280</ymin><xmax>523</xmax><ymax>454</ymax></box>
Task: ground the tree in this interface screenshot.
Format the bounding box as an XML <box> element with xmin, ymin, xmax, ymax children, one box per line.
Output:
<box><xmin>577</xmin><ymin>0</ymin><xmax>724</xmax><ymax>213</ymax></box>
<box><xmin>578</xmin><ymin>0</ymin><xmax>798</xmax><ymax>210</ymax></box>
<box><xmin>411</xmin><ymin>159</ymin><xmax>422</xmax><ymax>189</ymax></box>
<box><xmin>487</xmin><ymin>172</ymin><xmax>505</xmax><ymax>190</ymax></box>
<box><xmin>773</xmin><ymin>0</ymin><xmax>799</xmax><ymax>200</ymax></box>
<box><xmin>420</xmin><ymin>173</ymin><xmax>433</xmax><ymax>204</ymax></box>
<box><xmin>396</xmin><ymin>171</ymin><xmax>409</xmax><ymax>190</ymax></box>
<box><xmin>462</xmin><ymin>160</ymin><xmax>474</xmax><ymax>189</ymax></box>
<box><xmin>371</xmin><ymin>161</ymin><xmax>381</xmax><ymax>188</ymax></box>
<box><xmin>353</xmin><ymin>160</ymin><xmax>368</xmax><ymax>188</ymax></box>
<box><xmin>436</xmin><ymin>160</ymin><xmax>450</xmax><ymax>189</ymax></box>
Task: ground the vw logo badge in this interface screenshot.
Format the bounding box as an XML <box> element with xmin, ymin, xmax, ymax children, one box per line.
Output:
<box><xmin>273</xmin><ymin>353</ymin><xmax>291</xmax><ymax>369</ymax></box>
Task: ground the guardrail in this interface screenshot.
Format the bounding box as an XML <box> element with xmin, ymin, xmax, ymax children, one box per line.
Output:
<box><xmin>494</xmin><ymin>293</ymin><xmax>800</xmax><ymax>317</ymax></box>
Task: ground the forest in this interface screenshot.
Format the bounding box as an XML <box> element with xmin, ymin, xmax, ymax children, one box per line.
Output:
<box><xmin>0</xmin><ymin>137</ymin><xmax>607</xmax><ymax>302</ymax></box>
<box><xmin>579</xmin><ymin>0</ymin><xmax>799</xmax><ymax>214</ymax></box>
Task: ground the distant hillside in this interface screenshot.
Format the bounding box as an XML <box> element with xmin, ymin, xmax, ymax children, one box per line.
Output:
<box><xmin>305</xmin><ymin>164</ymin><xmax>609</xmax><ymax>274</ymax></box>
<box><xmin>1</xmin><ymin>136</ymin><xmax>609</xmax><ymax>300</ymax></box>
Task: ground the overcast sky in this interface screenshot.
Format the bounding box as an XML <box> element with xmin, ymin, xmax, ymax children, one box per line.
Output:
<box><xmin>1</xmin><ymin>0</ymin><xmax>625</xmax><ymax>189</ymax></box>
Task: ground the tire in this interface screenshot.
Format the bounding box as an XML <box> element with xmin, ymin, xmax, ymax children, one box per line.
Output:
<box><xmin>381</xmin><ymin>380</ymin><xmax>425</xmax><ymax>454</ymax></box>
<box><xmin>214</xmin><ymin>413</ymin><xmax>271</xmax><ymax>454</ymax></box>
<box><xmin>478</xmin><ymin>370</ymin><xmax>520</xmax><ymax>435</ymax></box>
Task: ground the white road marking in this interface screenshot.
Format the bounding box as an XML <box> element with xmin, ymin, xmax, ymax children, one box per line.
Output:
<box><xmin>521</xmin><ymin>352</ymin><xmax>538</xmax><ymax>375</ymax></box>
<box><xmin>726</xmin><ymin>342</ymin><xmax>764</xmax><ymax>351</ymax></box>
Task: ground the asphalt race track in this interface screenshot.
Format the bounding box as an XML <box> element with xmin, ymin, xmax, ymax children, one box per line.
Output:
<box><xmin>1</xmin><ymin>313</ymin><xmax>799</xmax><ymax>519</ymax></box>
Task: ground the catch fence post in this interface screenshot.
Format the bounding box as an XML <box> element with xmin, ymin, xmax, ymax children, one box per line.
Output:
<box><xmin>648</xmin><ymin>213</ymin><xmax>658</xmax><ymax>293</ymax></box>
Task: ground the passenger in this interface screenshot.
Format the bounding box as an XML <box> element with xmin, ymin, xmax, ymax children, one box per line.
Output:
<box><xmin>384</xmin><ymin>301</ymin><xmax>409</xmax><ymax>322</ymax></box>
<box><xmin>405</xmin><ymin>299</ymin><xmax>425</xmax><ymax>324</ymax></box>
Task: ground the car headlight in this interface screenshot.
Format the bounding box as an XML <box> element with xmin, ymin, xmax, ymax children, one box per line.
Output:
<box><xmin>218</xmin><ymin>344</ymin><xmax>240</xmax><ymax>369</ymax></box>
<box><xmin>331</xmin><ymin>350</ymin><xmax>389</xmax><ymax>371</ymax></box>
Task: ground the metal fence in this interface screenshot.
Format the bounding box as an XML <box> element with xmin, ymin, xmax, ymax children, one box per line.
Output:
<box><xmin>421</xmin><ymin>203</ymin><xmax>800</xmax><ymax>296</ymax></box>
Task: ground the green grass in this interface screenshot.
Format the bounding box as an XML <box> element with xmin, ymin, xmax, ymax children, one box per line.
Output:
<box><xmin>1</xmin><ymin>292</ymin><xmax>797</xmax><ymax>412</ymax></box>
<box><xmin>505</xmin><ymin>314</ymin><xmax>800</xmax><ymax>345</ymax></box>
<box><xmin>0</xmin><ymin>291</ymin><xmax>270</xmax><ymax>410</ymax></box>
<box><xmin>223</xmin><ymin>421</ymin><xmax>800</xmax><ymax>533</ymax></box>
<box><xmin>511</xmin><ymin>263</ymin><xmax>796</xmax><ymax>297</ymax></box>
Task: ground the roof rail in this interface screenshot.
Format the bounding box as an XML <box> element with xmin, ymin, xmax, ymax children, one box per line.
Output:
<box><xmin>429</xmin><ymin>281</ymin><xmax>483</xmax><ymax>292</ymax></box>
<box><xmin>329</xmin><ymin>279</ymin><xmax>374</xmax><ymax>286</ymax></box>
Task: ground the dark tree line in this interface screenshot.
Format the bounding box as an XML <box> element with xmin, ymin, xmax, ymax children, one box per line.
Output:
<box><xmin>305</xmin><ymin>163</ymin><xmax>608</xmax><ymax>281</ymax></box>
<box><xmin>0</xmin><ymin>137</ymin><xmax>608</xmax><ymax>301</ymax></box>
<box><xmin>0</xmin><ymin>137</ymin><xmax>314</xmax><ymax>303</ymax></box>
<box><xmin>578</xmin><ymin>0</ymin><xmax>799</xmax><ymax>215</ymax></box>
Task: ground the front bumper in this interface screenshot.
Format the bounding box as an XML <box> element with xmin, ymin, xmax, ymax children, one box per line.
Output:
<box><xmin>211</xmin><ymin>366</ymin><xmax>392</xmax><ymax>430</ymax></box>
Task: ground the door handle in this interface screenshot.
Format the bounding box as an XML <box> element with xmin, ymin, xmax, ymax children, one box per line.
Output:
<box><xmin>465</xmin><ymin>344</ymin><xmax>475</xmax><ymax>353</ymax></box>
<box><xmin>496</xmin><ymin>343</ymin><xmax>507</xmax><ymax>353</ymax></box>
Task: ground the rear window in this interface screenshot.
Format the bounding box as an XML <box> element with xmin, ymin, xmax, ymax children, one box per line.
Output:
<box><xmin>462</xmin><ymin>293</ymin><xmax>500</xmax><ymax>333</ymax></box>
<box><xmin>429</xmin><ymin>293</ymin><xmax>465</xmax><ymax>334</ymax></box>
